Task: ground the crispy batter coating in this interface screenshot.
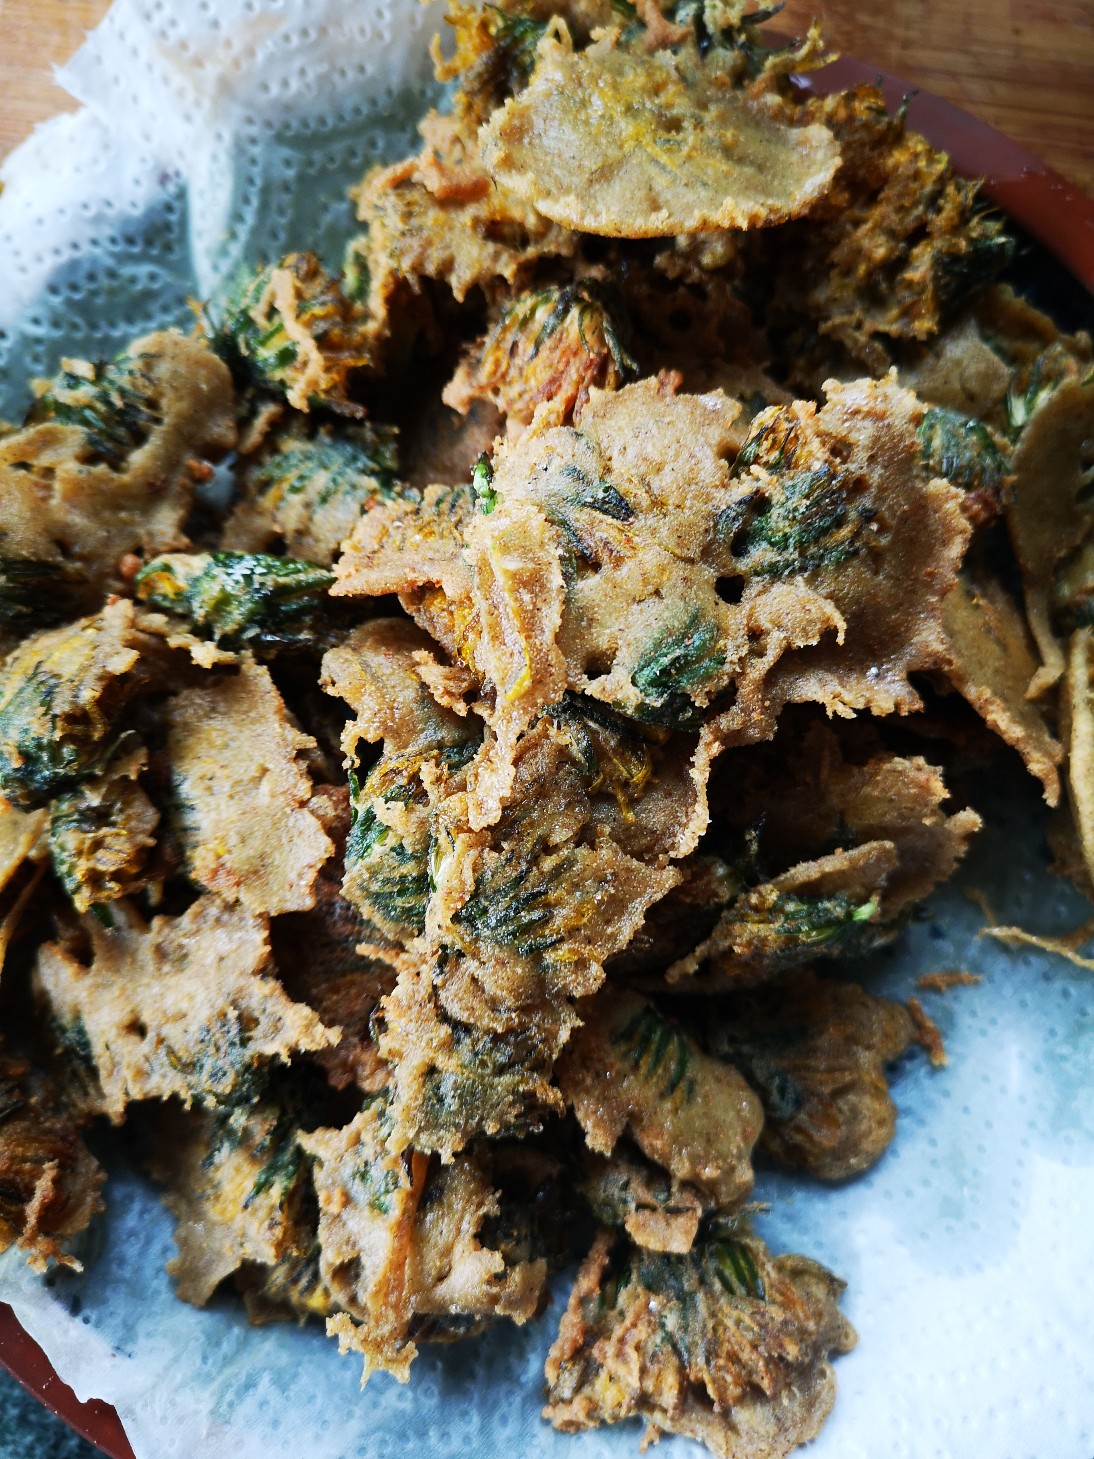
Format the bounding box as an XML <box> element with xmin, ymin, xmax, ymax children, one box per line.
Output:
<box><xmin>557</xmin><ymin>985</ymin><xmax>762</xmax><ymax>1209</ymax></box>
<box><xmin>47</xmin><ymin>742</ymin><xmax>159</xmax><ymax>913</ymax></box>
<box><xmin>210</xmin><ymin>252</ymin><xmax>370</xmax><ymax>414</ymax></box>
<box><xmin>941</xmin><ymin>570</ymin><xmax>1062</xmax><ymax>803</ymax></box>
<box><xmin>0</xmin><ymin>600</ymin><xmax>159</xmax><ymax>810</ymax></box>
<box><xmin>333</xmin><ymin>480</ymin><xmax>481</xmax><ymax>667</ymax></box>
<box><xmin>582</xmin><ymin>1147</ymin><xmax>707</xmax><ymax>1255</ymax></box>
<box><xmin>135</xmin><ymin>550</ymin><xmax>346</xmax><ymax>657</ymax></box>
<box><xmin>719</xmin><ymin>718</ymin><xmax>979</xmax><ymax>903</ymax></box>
<box><xmin>545</xmin><ymin>693</ymin><xmax>710</xmax><ymax>861</ymax></box>
<box><xmin>429</xmin><ymin>723</ymin><xmax>679</xmax><ymax>1009</ymax></box>
<box><xmin>665</xmin><ymin>843</ymin><xmax>893</xmax><ymax>988</ymax></box>
<box><xmin>351</xmin><ymin>110</ymin><xmax>576</xmax><ymax>359</ymax></box>
<box><xmin>0</xmin><ymin>1043</ymin><xmax>104</xmax><ymax>1271</ymax></box>
<box><xmin>1</xmin><ymin>332</ymin><xmax>235</xmax><ymax>595</ymax></box>
<box><xmin>460</xmin><ymin>374</ymin><xmax>967</xmax><ymax>783</ymax></box>
<box><xmin>433</xmin><ymin>0</ymin><xmax>619</xmax><ymax>126</ymax></box>
<box><xmin>321</xmin><ymin>619</ymin><xmax>481</xmax><ymax>950</ymax></box>
<box><xmin>657</xmin><ymin>718</ymin><xmax>980</xmax><ymax>986</ymax></box>
<box><xmin>34</xmin><ymin>896</ymin><xmax>338</xmax><ymax>1121</ymax></box>
<box><xmin>898</xmin><ymin>311</ymin><xmax>1014</xmax><ymax>430</ymax></box>
<box><xmin>481</xmin><ymin>34</ymin><xmax>840</xmax><ymax>237</ymax></box>
<box><xmin>902</xmin><ymin>287</ymin><xmax>1089</xmax><ymax>441</ymax></box>
<box><xmin>154</xmin><ymin>1100</ymin><xmax>326</xmax><ymax>1313</ymax></box>
<box><xmin>376</xmin><ymin>957</ymin><xmax>569</xmax><ymax>1159</ymax></box>
<box><xmin>1062</xmin><ymin>628</ymin><xmax>1094</xmax><ymax>888</ymax></box>
<box><xmin>1006</xmin><ymin>377</ymin><xmax>1094</xmax><ymax>695</ymax></box>
<box><xmin>321</xmin><ymin>616</ymin><xmax>476</xmax><ymax>769</ymax></box>
<box><xmin>223</xmin><ymin>421</ymin><xmax>403</xmax><ymax>566</ymax></box>
<box><xmin>444</xmin><ymin>280</ymin><xmax>635</xmax><ymax>435</ymax></box>
<box><xmin>165</xmin><ymin>658</ymin><xmax>333</xmax><ymax>916</ymax></box>
<box><xmin>465</xmin><ymin>377</ymin><xmax>748</xmax><ymax>741</ymax></box>
<box><xmin>764</xmin><ymin>86</ymin><xmax>1012</xmax><ymax>373</ymax></box>
<box><xmin>544</xmin><ymin>1224</ymin><xmax>856</xmax><ymax>1457</ymax></box>
<box><xmin>0</xmin><ymin>799</ymin><xmax>47</xmax><ymax>904</ymax></box>
<box><xmin>703</xmin><ymin>968</ymin><xmax>915</xmax><ymax>1179</ymax></box>
<box><xmin>303</xmin><ymin>1103</ymin><xmax>546</xmax><ymax>1382</ymax></box>
<box><xmin>715</xmin><ymin>377</ymin><xmax>970</xmax><ymax>739</ymax></box>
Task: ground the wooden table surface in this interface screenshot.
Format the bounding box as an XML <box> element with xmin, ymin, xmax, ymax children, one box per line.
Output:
<box><xmin>0</xmin><ymin>0</ymin><xmax>1092</xmax><ymax>190</ymax></box>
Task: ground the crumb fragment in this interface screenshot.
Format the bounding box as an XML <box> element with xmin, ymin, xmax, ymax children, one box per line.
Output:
<box><xmin>915</xmin><ymin>971</ymin><xmax>981</xmax><ymax>993</ymax></box>
<box><xmin>906</xmin><ymin>997</ymin><xmax>947</xmax><ymax>1067</ymax></box>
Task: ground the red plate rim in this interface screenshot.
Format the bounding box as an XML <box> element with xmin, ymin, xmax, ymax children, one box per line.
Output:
<box><xmin>0</xmin><ymin>1299</ymin><xmax>134</xmax><ymax>1459</ymax></box>
<box><xmin>0</xmin><ymin>43</ymin><xmax>1091</xmax><ymax>1459</ymax></box>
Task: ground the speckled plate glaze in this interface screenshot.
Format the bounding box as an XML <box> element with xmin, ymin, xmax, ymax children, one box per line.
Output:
<box><xmin>1</xmin><ymin>47</ymin><xmax>1092</xmax><ymax>1459</ymax></box>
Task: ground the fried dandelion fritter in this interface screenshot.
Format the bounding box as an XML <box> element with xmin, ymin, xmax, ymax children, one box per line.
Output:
<box><xmin>544</xmin><ymin>1223</ymin><xmax>856</xmax><ymax>1459</ymax></box>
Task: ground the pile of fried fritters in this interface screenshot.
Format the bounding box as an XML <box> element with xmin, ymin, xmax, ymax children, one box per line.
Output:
<box><xmin>1</xmin><ymin>3</ymin><xmax>1092</xmax><ymax>1455</ymax></box>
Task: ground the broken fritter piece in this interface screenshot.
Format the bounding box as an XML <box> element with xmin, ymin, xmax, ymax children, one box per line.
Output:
<box><xmin>153</xmin><ymin>1097</ymin><xmax>327</xmax><ymax>1313</ymax></box>
<box><xmin>34</xmin><ymin>896</ymin><xmax>338</xmax><ymax>1121</ymax></box>
<box><xmin>1062</xmin><ymin>627</ymin><xmax>1094</xmax><ymax>889</ymax></box>
<box><xmin>47</xmin><ymin>741</ymin><xmax>159</xmax><ymax>913</ymax></box>
<box><xmin>1006</xmin><ymin>375</ymin><xmax>1094</xmax><ymax>696</ymax></box>
<box><xmin>223</xmin><ymin>420</ymin><xmax>404</xmax><ymax>566</ymax></box>
<box><xmin>556</xmin><ymin>985</ymin><xmax>762</xmax><ymax>1210</ymax></box>
<box><xmin>0</xmin><ymin>1041</ymin><xmax>104</xmax><ymax>1271</ymax></box>
<box><xmin>732</xmin><ymin>721</ymin><xmax>982</xmax><ymax>915</ymax></box>
<box><xmin>701</xmin><ymin>968</ymin><xmax>916</xmax><ymax>1180</ymax></box>
<box><xmin>481</xmin><ymin>33</ymin><xmax>841</xmax><ymax>237</ymax></box>
<box><xmin>303</xmin><ymin>1100</ymin><xmax>546</xmax><ymax>1383</ymax></box>
<box><xmin>165</xmin><ymin>657</ymin><xmax>334</xmax><ymax>916</ymax></box>
<box><xmin>941</xmin><ymin>568</ymin><xmax>1062</xmax><ymax>803</ymax></box>
<box><xmin>544</xmin><ymin>1222</ymin><xmax>856</xmax><ymax>1458</ymax></box>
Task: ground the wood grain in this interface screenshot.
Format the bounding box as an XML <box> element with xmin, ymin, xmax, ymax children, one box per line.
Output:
<box><xmin>778</xmin><ymin>0</ymin><xmax>1094</xmax><ymax>196</ymax></box>
<box><xmin>0</xmin><ymin>0</ymin><xmax>1091</xmax><ymax>193</ymax></box>
<box><xmin>0</xmin><ymin>0</ymin><xmax>111</xmax><ymax>160</ymax></box>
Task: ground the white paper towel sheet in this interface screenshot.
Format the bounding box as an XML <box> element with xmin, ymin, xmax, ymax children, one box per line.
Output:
<box><xmin>0</xmin><ymin>0</ymin><xmax>439</xmax><ymax>418</ymax></box>
<box><xmin>1</xmin><ymin>5</ymin><xmax>1093</xmax><ymax>1457</ymax></box>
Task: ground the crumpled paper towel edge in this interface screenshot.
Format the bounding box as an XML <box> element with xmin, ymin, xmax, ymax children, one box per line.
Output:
<box><xmin>0</xmin><ymin>0</ymin><xmax>438</xmax><ymax>326</ymax></box>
